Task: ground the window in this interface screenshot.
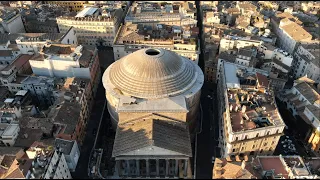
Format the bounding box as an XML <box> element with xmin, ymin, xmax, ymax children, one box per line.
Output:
<box><xmin>264</xmin><ymin>142</ymin><xmax>268</xmax><ymax>146</ymax></box>
<box><xmin>232</xmin><ymin>148</ymin><xmax>236</xmax><ymax>152</ymax></box>
<box><xmin>252</xmin><ymin>145</ymin><xmax>255</xmax><ymax>149</ymax></box>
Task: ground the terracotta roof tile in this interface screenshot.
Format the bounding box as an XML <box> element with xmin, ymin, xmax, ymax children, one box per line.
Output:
<box><xmin>256</xmin><ymin>72</ymin><xmax>269</xmax><ymax>87</ymax></box>
<box><xmin>113</xmin><ymin>116</ymin><xmax>191</xmax><ymax>157</ymax></box>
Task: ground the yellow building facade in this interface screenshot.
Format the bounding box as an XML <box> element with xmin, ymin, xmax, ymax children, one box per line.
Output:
<box><xmin>308</xmin><ymin>129</ymin><xmax>320</xmax><ymax>154</ymax></box>
<box><xmin>45</xmin><ymin>1</ymin><xmax>85</xmax><ymax>12</ymax></box>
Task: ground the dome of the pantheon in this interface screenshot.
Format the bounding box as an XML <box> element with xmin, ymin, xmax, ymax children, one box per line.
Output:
<box><xmin>103</xmin><ymin>48</ymin><xmax>202</xmax><ymax>99</ymax></box>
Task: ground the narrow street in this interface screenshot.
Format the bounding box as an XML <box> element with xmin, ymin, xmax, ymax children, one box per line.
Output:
<box><xmin>195</xmin><ymin>1</ymin><xmax>204</xmax><ymax>71</ymax></box>
<box><xmin>94</xmin><ymin>46</ymin><xmax>116</xmax><ymax>178</ymax></box>
<box><xmin>72</xmin><ymin>78</ymin><xmax>106</xmax><ymax>179</ymax></box>
<box><xmin>72</xmin><ymin>46</ymin><xmax>114</xmax><ymax>179</ymax></box>
<box><xmin>194</xmin><ymin>80</ymin><xmax>220</xmax><ymax>179</ymax></box>
<box><xmin>195</xmin><ymin>83</ymin><xmax>212</xmax><ymax>179</ymax></box>
<box><xmin>194</xmin><ymin>2</ymin><xmax>220</xmax><ymax>179</ymax></box>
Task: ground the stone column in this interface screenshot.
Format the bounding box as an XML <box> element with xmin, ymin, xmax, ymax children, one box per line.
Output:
<box><xmin>146</xmin><ymin>159</ymin><xmax>150</xmax><ymax>177</ymax></box>
<box><xmin>116</xmin><ymin>160</ymin><xmax>121</xmax><ymax>177</ymax></box>
<box><xmin>184</xmin><ymin>159</ymin><xmax>188</xmax><ymax>177</ymax></box>
<box><xmin>156</xmin><ymin>159</ymin><xmax>160</xmax><ymax>177</ymax></box>
<box><xmin>175</xmin><ymin>159</ymin><xmax>179</xmax><ymax>177</ymax></box>
<box><xmin>165</xmin><ymin>159</ymin><xmax>169</xmax><ymax>178</ymax></box>
<box><xmin>136</xmin><ymin>160</ymin><xmax>140</xmax><ymax>177</ymax></box>
<box><xmin>126</xmin><ymin>160</ymin><xmax>131</xmax><ymax>176</ymax></box>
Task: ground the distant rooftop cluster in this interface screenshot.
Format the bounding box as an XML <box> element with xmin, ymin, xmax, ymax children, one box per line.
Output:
<box><xmin>115</xmin><ymin>22</ymin><xmax>198</xmax><ymax>45</ymax></box>
<box><xmin>57</xmin><ymin>6</ymin><xmax>123</xmax><ymax>23</ymax></box>
<box><xmin>213</xmin><ymin>156</ymin><xmax>320</xmax><ymax>179</ymax></box>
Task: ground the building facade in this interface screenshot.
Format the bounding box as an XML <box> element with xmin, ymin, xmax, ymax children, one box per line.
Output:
<box><xmin>29</xmin><ymin>44</ymin><xmax>97</xmax><ymax>79</ymax></box>
<box><xmin>0</xmin><ymin>123</ymin><xmax>20</xmax><ymax>147</ymax></box>
<box><xmin>43</xmin><ymin>151</ymin><xmax>72</xmax><ymax>179</ymax></box>
<box><xmin>219</xmin><ymin>37</ymin><xmax>262</xmax><ymax>54</ymax></box>
<box><xmin>55</xmin><ymin>138</ymin><xmax>80</xmax><ymax>172</ymax></box>
<box><xmin>45</xmin><ymin>1</ymin><xmax>85</xmax><ymax>12</ymax></box>
<box><xmin>57</xmin><ymin>7</ymin><xmax>124</xmax><ymax>46</ymax></box>
<box><xmin>278</xmin><ymin>77</ymin><xmax>320</xmax><ymax>155</ymax></box>
<box><xmin>292</xmin><ymin>43</ymin><xmax>320</xmax><ymax>83</ymax></box>
<box><xmin>0</xmin><ymin>10</ymin><xmax>26</xmax><ymax>33</ymax></box>
<box><xmin>217</xmin><ymin>61</ymin><xmax>285</xmax><ymax>159</ymax></box>
<box><xmin>270</xmin><ymin>13</ymin><xmax>312</xmax><ymax>54</ymax></box>
<box><xmin>50</xmin><ymin>78</ymin><xmax>96</xmax><ymax>145</ymax></box>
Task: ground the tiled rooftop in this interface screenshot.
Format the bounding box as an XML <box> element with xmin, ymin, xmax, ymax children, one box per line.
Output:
<box><xmin>51</xmin><ymin>100</ymin><xmax>80</xmax><ymax>135</ymax></box>
<box><xmin>32</xmin><ymin>44</ymin><xmax>96</xmax><ymax>68</ymax></box>
<box><xmin>54</xmin><ymin>138</ymin><xmax>75</xmax><ymax>155</ymax></box>
<box><xmin>113</xmin><ymin>116</ymin><xmax>191</xmax><ymax>157</ymax></box>
<box><xmin>258</xmin><ymin>157</ymin><xmax>289</xmax><ymax>178</ymax></box>
<box><xmin>224</xmin><ymin>62</ymin><xmax>284</xmax><ymax>132</ymax></box>
<box><xmin>280</xmin><ymin>20</ymin><xmax>312</xmax><ymax>41</ymax></box>
<box><xmin>294</xmin><ymin>82</ymin><xmax>320</xmax><ymax>104</ymax></box>
<box><xmin>214</xmin><ymin>155</ymin><xmax>318</xmax><ymax>179</ymax></box>
<box><xmin>2</xmin><ymin>54</ymin><xmax>32</xmax><ymax>71</ymax></box>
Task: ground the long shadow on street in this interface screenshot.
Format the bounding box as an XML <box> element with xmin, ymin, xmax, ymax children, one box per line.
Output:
<box><xmin>72</xmin><ymin>46</ymin><xmax>114</xmax><ymax>179</ymax></box>
<box><xmin>72</xmin><ymin>79</ymin><xmax>106</xmax><ymax>179</ymax></box>
<box><xmin>196</xmin><ymin>83</ymin><xmax>214</xmax><ymax>179</ymax></box>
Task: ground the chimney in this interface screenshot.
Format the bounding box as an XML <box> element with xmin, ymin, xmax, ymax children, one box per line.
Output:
<box><xmin>240</xmin><ymin>118</ymin><xmax>243</xmax><ymax>125</ymax></box>
<box><xmin>226</xmin><ymin>156</ymin><xmax>232</xmax><ymax>162</ymax></box>
<box><xmin>235</xmin><ymin>105</ymin><xmax>239</xmax><ymax>112</ymax></box>
<box><xmin>242</xmin><ymin>105</ymin><xmax>246</xmax><ymax>113</ymax></box>
<box><xmin>229</xmin><ymin>104</ymin><xmax>233</xmax><ymax>112</ymax></box>
<box><xmin>241</xmin><ymin>95</ymin><xmax>245</xmax><ymax>101</ymax></box>
<box><xmin>243</xmin><ymin>113</ymin><xmax>249</xmax><ymax>120</ymax></box>
<box><xmin>247</xmin><ymin>95</ymin><xmax>250</xmax><ymax>101</ymax></box>
<box><xmin>244</xmin><ymin>155</ymin><xmax>249</xmax><ymax>161</ymax></box>
<box><xmin>236</xmin><ymin>155</ymin><xmax>241</xmax><ymax>162</ymax></box>
<box><xmin>241</xmin><ymin>160</ymin><xmax>246</xmax><ymax>170</ymax></box>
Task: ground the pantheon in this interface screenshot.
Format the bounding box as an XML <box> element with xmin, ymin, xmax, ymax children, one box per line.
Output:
<box><xmin>102</xmin><ymin>48</ymin><xmax>204</xmax><ymax>178</ymax></box>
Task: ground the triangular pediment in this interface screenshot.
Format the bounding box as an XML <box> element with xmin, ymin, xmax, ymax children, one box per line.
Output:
<box><xmin>112</xmin><ymin>118</ymin><xmax>192</xmax><ymax>158</ymax></box>
<box><xmin>120</xmin><ymin>145</ymin><xmax>189</xmax><ymax>157</ymax></box>
<box><xmin>119</xmin><ymin>113</ymin><xmax>185</xmax><ymax>126</ymax></box>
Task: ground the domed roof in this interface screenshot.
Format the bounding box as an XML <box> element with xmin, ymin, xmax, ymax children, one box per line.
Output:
<box><xmin>104</xmin><ymin>48</ymin><xmax>199</xmax><ymax>99</ymax></box>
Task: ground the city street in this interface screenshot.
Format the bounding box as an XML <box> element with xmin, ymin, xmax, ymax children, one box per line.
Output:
<box><xmin>72</xmin><ymin>46</ymin><xmax>115</xmax><ymax>179</ymax></box>
<box><xmin>195</xmin><ymin>82</ymin><xmax>219</xmax><ymax>179</ymax></box>
<box><xmin>72</xmin><ymin>78</ymin><xmax>106</xmax><ymax>179</ymax></box>
<box><xmin>194</xmin><ymin>2</ymin><xmax>220</xmax><ymax>178</ymax></box>
<box><xmin>94</xmin><ymin>46</ymin><xmax>116</xmax><ymax>178</ymax></box>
